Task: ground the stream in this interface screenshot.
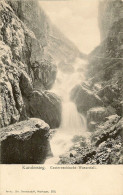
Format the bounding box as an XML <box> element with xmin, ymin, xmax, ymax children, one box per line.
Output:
<box><xmin>45</xmin><ymin>58</ymin><xmax>90</xmax><ymax>164</ymax></box>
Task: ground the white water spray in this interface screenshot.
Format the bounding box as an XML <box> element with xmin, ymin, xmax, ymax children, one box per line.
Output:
<box><xmin>45</xmin><ymin>58</ymin><xmax>88</xmax><ymax>164</ymax></box>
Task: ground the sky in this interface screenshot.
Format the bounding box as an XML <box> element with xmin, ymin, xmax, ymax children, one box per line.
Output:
<box><xmin>39</xmin><ymin>0</ymin><xmax>100</xmax><ymax>54</ymax></box>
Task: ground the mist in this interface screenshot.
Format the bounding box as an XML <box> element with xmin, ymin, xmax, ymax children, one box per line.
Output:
<box><xmin>40</xmin><ymin>0</ymin><xmax>100</xmax><ymax>54</ymax></box>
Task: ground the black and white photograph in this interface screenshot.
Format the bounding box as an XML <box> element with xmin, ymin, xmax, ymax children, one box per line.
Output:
<box><xmin>0</xmin><ymin>0</ymin><xmax>123</xmax><ymax>167</ymax></box>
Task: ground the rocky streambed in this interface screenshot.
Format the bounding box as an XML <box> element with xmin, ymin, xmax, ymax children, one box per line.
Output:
<box><xmin>58</xmin><ymin>116</ymin><xmax>123</xmax><ymax>164</ymax></box>
<box><xmin>0</xmin><ymin>0</ymin><xmax>123</xmax><ymax>165</ymax></box>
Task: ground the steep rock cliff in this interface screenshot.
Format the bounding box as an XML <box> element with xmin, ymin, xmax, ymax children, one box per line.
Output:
<box><xmin>89</xmin><ymin>0</ymin><xmax>123</xmax><ymax>74</ymax></box>
<box><xmin>6</xmin><ymin>0</ymin><xmax>85</xmax><ymax>68</ymax></box>
<box><xmin>0</xmin><ymin>0</ymin><xmax>57</xmax><ymax>127</ymax></box>
<box><xmin>0</xmin><ymin>0</ymin><xmax>85</xmax><ymax>128</ymax></box>
<box><xmin>87</xmin><ymin>0</ymin><xmax>123</xmax><ymax>116</ymax></box>
<box><xmin>67</xmin><ymin>0</ymin><xmax>123</xmax><ymax>165</ymax></box>
<box><xmin>98</xmin><ymin>0</ymin><xmax>123</xmax><ymax>41</ymax></box>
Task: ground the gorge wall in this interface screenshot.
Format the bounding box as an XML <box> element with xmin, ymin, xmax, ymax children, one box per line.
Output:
<box><xmin>7</xmin><ymin>0</ymin><xmax>85</xmax><ymax>69</ymax></box>
<box><xmin>0</xmin><ymin>0</ymin><xmax>123</xmax><ymax>165</ymax></box>
<box><xmin>64</xmin><ymin>0</ymin><xmax>123</xmax><ymax>165</ymax></box>
<box><xmin>0</xmin><ymin>0</ymin><xmax>84</xmax><ymax>128</ymax></box>
<box><xmin>71</xmin><ymin>0</ymin><xmax>123</xmax><ymax>126</ymax></box>
<box><xmin>87</xmin><ymin>0</ymin><xmax>123</xmax><ymax>116</ymax></box>
<box><xmin>98</xmin><ymin>0</ymin><xmax>123</xmax><ymax>41</ymax></box>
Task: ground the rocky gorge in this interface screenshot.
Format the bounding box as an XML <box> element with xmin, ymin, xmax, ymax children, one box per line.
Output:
<box><xmin>58</xmin><ymin>0</ymin><xmax>123</xmax><ymax>164</ymax></box>
<box><xmin>0</xmin><ymin>0</ymin><xmax>84</xmax><ymax>163</ymax></box>
<box><xmin>0</xmin><ymin>0</ymin><xmax>123</xmax><ymax>164</ymax></box>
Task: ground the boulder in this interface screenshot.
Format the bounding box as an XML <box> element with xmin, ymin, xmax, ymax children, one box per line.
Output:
<box><xmin>26</xmin><ymin>91</ymin><xmax>61</xmax><ymax>128</ymax></box>
<box><xmin>88</xmin><ymin>106</ymin><xmax>115</xmax><ymax>122</ymax></box>
<box><xmin>87</xmin><ymin>106</ymin><xmax>116</xmax><ymax>131</ymax></box>
<box><xmin>0</xmin><ymin>118</ymin><xmax>51</xmax><ymax>164</ymax></box>
<box><xmin>87</xmin><ymin>107</ymin><xmax>108</xmax><ymax>123</ymax></box>
<box><xmin>87</xmin><ymin>121</ymin><xmax>97</xmax><ymax>132</ymax></box>
<box><xmin>97</xmin><ymin>85</ymin><xmax>118</xmax><ymax>102</ymax></box>
<box><xmin>91</xmin><ymin>115</ymin><xmax>121</xmax><ymax>145</ymax></box>
<box><xmin>70</xmin><ymin>84</ymin><xmax>103</xmax><ymax>114</ymax></box>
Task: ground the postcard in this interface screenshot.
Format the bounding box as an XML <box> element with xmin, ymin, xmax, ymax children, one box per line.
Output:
<box><xmin>0</xmin><ymin>0</ymin><xmax>123</xmax><ymax>194</ymax></box>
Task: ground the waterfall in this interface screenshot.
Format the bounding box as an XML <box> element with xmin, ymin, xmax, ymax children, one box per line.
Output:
<box><xmin>45</xmin><ymin>58</ymin><xmax>88</xmax><ymax>164</ymax></box>
<box><xmin>61</xmin><ymin>101</ymin><xmax>84</xmax><ymax>133</ymax></box>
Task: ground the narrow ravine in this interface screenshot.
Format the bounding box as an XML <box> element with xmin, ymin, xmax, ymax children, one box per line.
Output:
<box><xmin>1</xmin><ymin>0</ymin><xmax>122</xmax><ymax>166</ymax></box>
<box><xmin>45</xmin><ymin>58</ymin><xmax>90</xmax><ymax>164</ymax></box>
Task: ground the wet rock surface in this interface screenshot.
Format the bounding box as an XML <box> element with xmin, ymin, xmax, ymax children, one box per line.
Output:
<box><xmin>0</xmin><ymin>118</ymin><xmax>51</xmax><ymax>164</ymax></box>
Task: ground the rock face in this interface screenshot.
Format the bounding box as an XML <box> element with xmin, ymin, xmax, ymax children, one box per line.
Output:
<box><xmin>0</xmin><ymin>0</ymin><xmax>122</xmax><ymax>166</ymax></box>
<box><xmin>0</xmin><ymin>40</ymin><xmax>29</xmax><ymax>127</ymax></box>
<box><xmin>0</xmin><ymin>0</ymin><xmax>53</xmax><ymax>127</ymax></box>
<box><xmin>98</xmin><ymin>0</ymin><xmax>123</xmax><ymax>41</ymax></box>
<box><xmin>88</xmin><ymin>0</ymin><xmax>123</xmax><ymax>79</ymax></box>
<box><xmin>70</xmin><ymin>84</ymin><xmax>103</xmax><ymax>114</ymax></box>
<box><xmin>87</xmin><ymin>107</ymin><xmax>111</xmax><ymax>123</ymax></box>
<box><xmin>0</xmin><ymin>0</ymin><xmax>85</xmax><ymax>128</ymax></box>
<box><xmin>87</xmin><ymin>0</ymin><xmax>123</xmax><ymax>117</ymax></box>
<box><xmin>43</xmin><ymin>25</ymin><xmax>86</xmax><ymax>71</ymax></box>
<box><xmin>87</xmin><ymin>107</ymin><xmax>115</xmax><ymax>131</ymax></box>
<box><xmin>6</xmin><ymin>0</ymin><xmax>85</xmax><ymax>67</ymax></box>
<box><xmin>58</xmin><ymin>0</ymin><xmax>123</xmax><ymax>165</ymax></box>
<box><xmin>0</xmin><ymin>118</ymin><xmax>51</xmax><ymax>164</ymax></box>
<box><xmin>26</xmin><ymin>91</ymin><xmax>61</xmax><ymax>129</ymax></box>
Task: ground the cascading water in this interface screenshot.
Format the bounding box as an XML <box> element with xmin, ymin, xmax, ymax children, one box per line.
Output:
<box><xmin>61</xmin><ymin>101</ymin><xmax>85</xmax><ymax>133</ymax></box>
<box><xmin>45</xmin><ymin>58</ymin><xmax>88</xmax><ymax>164</ymax></box>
